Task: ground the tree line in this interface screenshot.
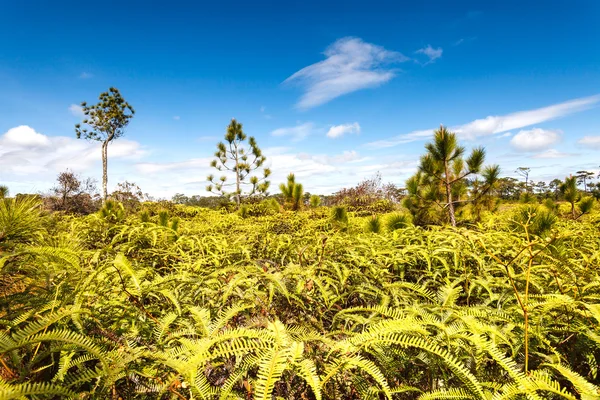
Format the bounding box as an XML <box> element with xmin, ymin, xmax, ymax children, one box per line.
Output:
<box><xmin>1</xmin><ymin>87</ymin><xmax>598</xmax><ymax>222</ymax></box>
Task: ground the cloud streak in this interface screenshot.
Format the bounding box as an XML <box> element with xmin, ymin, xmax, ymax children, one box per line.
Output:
<box><xmin>367</xmin><ymin>94</ymin><xmax>600</xmax><ymax>148</ymax></box>
<box><xmin>69</xmin><ymin>104</ymin><xmax>85</xmax><ymax>117</ymax></box>
<box><xmin>283</xmin><ymin>37</ymin><xmax>408</xmax><ymax>109</ymax></box>
<box><xmin>415</xmin><ymin>45</ymin><xmax>443</xmax><ymax>64</ymax></box>
<box><xmin>577</xmin><ymin>135</ymin><xmax>600</xmax><ymax>149</ymax></box>
<box><xmin>327</xmin><ymin>122</ymin><xmax>360</xmax><ymax>138</ymax></box>
<box><xmin>271</xmin><ymin>122</ymin><xmax>316</xmax><ymax>141</ymax></box>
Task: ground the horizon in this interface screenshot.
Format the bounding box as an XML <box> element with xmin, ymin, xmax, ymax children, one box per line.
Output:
<box><xmin>1</xmin><ymin>1</ymin><xmax>600</xmax><ymax>198</ymax></box>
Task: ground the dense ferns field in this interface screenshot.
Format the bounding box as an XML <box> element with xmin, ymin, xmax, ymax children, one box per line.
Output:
<box><xmin>1</xmin><ymin>198</ymin><xmax>600</xmax><ymax>399</ymax></box>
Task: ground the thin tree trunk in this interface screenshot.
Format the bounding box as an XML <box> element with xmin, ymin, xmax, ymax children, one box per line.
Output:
<box><xmin>235</xmin><ymin>172</ymin><xmax>241</xmax><ymax>206</ymax></box>
<box><xmin>102</xmin><ymin>141</ymin><xmax>108</xmax><ymax>202</ymax></box>
<box><xmin>234</xmin><ymin>143</ymin><xmax>241</xmax><ymax>207</ymax></box>
<box><xmin>444</xmin><ymin>162</ymin><xmax>456</xmax><ymax>227</ymax></box>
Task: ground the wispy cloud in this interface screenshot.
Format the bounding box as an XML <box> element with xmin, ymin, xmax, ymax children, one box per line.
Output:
<box><xmin>68</xmin><ymin>104</ymin><xmax>85</xmax><ymax>117</ymax></box>
<box><xmin>367</xmin><ymin>94</ymin><xmax>600</xmax><ymax>148</ymax></box>
<box><xmin>510</xmin><ymin>128</ymin><xmax>562</xmax><ymax>151</ymax></box>
<box><xmin>297</xmin><ymin>150</ymin><xmax>365</xmax><ymax>165</ymax></box>
<box><xmin>415</xmin><ymin>45</ymin><xmax>443</xmax><ymax>64</ymax></box>
<box><xmin>79</xmin><ymin>72</ymin><xmax>93</xmax><ymax>79</ymax></box>
<box><xmin>326</xmin><ymin>122</ymin><xmax>360</xmax><ymax>139</ymax></box>
<box><xmin>452</xmin><ymin>37</ymin><xmax>477</xmax><ymax>46</ymax></box>
<box><xmin>283</xmin><ymin>37</ymin><xmax>409</xmax><ymax>110</ymax></box>
<box><xmin>259</xmin><ymin>105</ymin><xmax>272</xmax><ymax>119</ymax></box>
<box><xmin>136</xmin><ymin>158</ymin><xmax>210</xmax><ymax>174</ymax></box>
<box><xmin>532</xmin><ymin>149</ymin><xmax>576</xmax><ymax>159</ymax></box>
<box><xmin>577</xmin><ymin>135</ymin><xmax>600</xmax><ymax>149</ymax></box>
<box><xmin>173</xmin><ymin>116</ymin><xmax>181</xmax><ymax>121</ymax></box>
<box><xmin>271</xmin><ymin>122</ymin><xmax>316</xmax><ymax>141</ymax></box>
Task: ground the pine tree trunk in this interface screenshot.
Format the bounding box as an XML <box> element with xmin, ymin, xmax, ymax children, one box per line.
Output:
<box><xmin>102</xmin><ymin>141</ymin><xmax>108</xmax><ymax>202</ymax></box>
<box><xmin>234</xmin><ymin>143</ymin><xmax>241</xmax><ymax>207</ymax></box>
<box><xmin>444</xmin><ymin>162</ymin><xmax>456</xmax><ymax>227</ymax></box>
<box><xmin>235</xmin><ymin>171</ymin><xmax>241</xmax><ymax>207</ymax></box>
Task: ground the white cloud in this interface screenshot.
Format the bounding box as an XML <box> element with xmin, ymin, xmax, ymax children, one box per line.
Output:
<box><xmin>415</xmin><ymin>45</ymin><xmax>443</xmax><ymax>63</ymax></box>
<box><xmin>326</xmin><ymin>122</ymin><xmax>360</xmax><ymax>138</ymax></box>
<box><xmin>79</xmin><ymin>72</ymin><xmax>93</xmax><ymax>79</ymax></box>
<box><xmin>532</xmin><ymin>149</ymin><xmax>574</xmax><ymax>159</ymax></box>
<box><xmin>173</xmin><ymin>116</ymin><xmax>181</xmax><ymax>120</ymax></box>
<box><xmin>0</xmin><ymin>126</ymin><xmax>145</xmax><ymax>182</ymax></box>
<box><xmin>1</xmin><ymin>125</ymin><xmax>51</xmax><ymax>148</ymax></box>
<box><xmin>367</xmin><ymin>94</ymin><xmax>600</xmax><ymax>148</ymax></box>
<box><xmin>136</xmin><ymin>158</ymin><xmax>211</xmax><ymax>174</ymax></box>
<box><xmin>283</xmin><ymin>37</ymin><xmax>409</xmax><ymax>109</ymax></box>
<box><xmin>297</xmin><ymin>150</ymin><xmax>365</xmax><ymax>165</ymax></box>
<box><xmin>577</xmin><ymin>135</ymin><xmax>600</xmax><ymax>149</ymax></box>
<box><xmin>271</xmin><ymin>122</ymin><xmax>316</xmax><ymax>141</ymax></box>
<box><xmin>510</xmin><ymin>128</ymin><xmax>562</xmax><ymax>151</ymax></box>
<box><xmin>69</xmin><ymin>104</ymin><xmax>85</xmax><ymax>117</ymax></box>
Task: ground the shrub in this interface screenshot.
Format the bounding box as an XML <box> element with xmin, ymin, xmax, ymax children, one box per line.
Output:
<box><xmin>366</xmin><ymin>215</ymin><xmax>381</xmax><ymax>233</ymax></box>
<box><xmin>385</xmin><ymin>213</ymin><xmax>411</xmax><ymax>231</ymax></box>
<box><xmin>309</xmin><ymin>194</ymin><xmax>321</xmax><ymax>208</ymax></box>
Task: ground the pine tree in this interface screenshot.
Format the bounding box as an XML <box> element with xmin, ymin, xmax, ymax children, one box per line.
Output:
<box><xmin>207</xmin><ymin>119</ymin><xmax>271</xmax><ymax>206</ymax></box>
<box><xmin>75</xmin><ymin>88</ymin><xmax>135</xmax><ymax>202</ymax></box>
<box><xmin>280</xmin><ymin>173</ymin><xmax>304</xmax><ymax>211</ymax></box>
<box><xmin>414</xmin><ymin>125</ymin><xmax>488</xmax><ymax>226</ymax></box>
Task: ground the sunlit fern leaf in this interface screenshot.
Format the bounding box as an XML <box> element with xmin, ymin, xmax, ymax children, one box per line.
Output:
<box><xmin>113</xmin><ymin>253</ymin><xmax>142</xmax><ymax>295</ymax></box>
<box><xmin>293</xmin><ymin>358</ymin><xmax>322</xmax><ymax>400</ymax></box>
<box><xmin>218</xmin><ymin>352</ymin><xmax>264</xmax><ymax>400</ymax></box>
<box><xmin>419</xmin><ymin>387</ymin><xmax>474</xmax><ymax>400</ymax></box>
<box><xmin>253</xmin><ymin>321</ymin><xmax>293</xmax><ymax>400</ymax></box>
<box><xmin>542</xmin><ymin>363</ymin><xmax>600</xmax><ymax>400</ymax></box>
<box><xmin>0</xmin><ymin>382</ymin><xmax>77</xmax><ymax>399</ymax></box>
<box><xmin>323</xmin><ymin>354</ymin><xmax>392</xmax><ymax>400</ymax></box>
<box><xmin>9</xmin><ymin>307</ymin><xmax>86</xmax><ymax>344</ymax></box>
<box><xmin>153</xmin><ymin>312</ymin><xmax>177</xmax><ymax>343</ymax></box>
<box><xmin>209</xmin><ymin>304</ymin><xmax>254</xmax><ymax>334</ymax></box>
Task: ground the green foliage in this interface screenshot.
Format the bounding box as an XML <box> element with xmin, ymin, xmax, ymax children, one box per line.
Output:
<box><xmin>98</xmin><ymin>199</ymin><xmax>125</xmax><ymax>223</ymax></box>
<box><xmin>1</xmin><ymin>204</ymin><xmax>600</xmax><ymax>399</ymax></box>
<box><xmin>519</xmin><ymin>191</ymin><xmax>537</xmax><ymax>204</ymax></box>
<box><xmin>238</xmin><ymin>204</ymin><xmax>249</xmax><ymax>218</ymax></box>
<box><xmin>561</xmin><ymin>176</ymin><xmax>581</xmax><ymax>218</ymax></box>
<box><xmin>0</xmin><ymin>195</ymin><xmax>42</xmax><ymax>249</ymax></box>
<box><xmin>577</xmin><ymin>196</ymin><xmax>595</xmax><ymax>218</ymax></box>
<box><xmin>280</xmin><ymin>173</ymin><xmax>304</xmax><ymax>211</ymax></box>
<box><xmin>75</xmin><ymin>87</ymin><xmax>135</xmax><ymax>201</ymax></box>
<box><xmin>0</xmin><ymin>185</ymin><xmax>8</xmax><ymax>199</ymax></box>
<box><xmin>366</xmin><ymin>215</ymin><xmax>381</xmax><ymax>233</ymax></box>
<box><xmin>206</xmin><ymin>119</ymin><xmax>271</xmax><ymax>205</ymax></box>
<box><xmin>406</xmin><ymin>126</ymin><xmax>499</xmax><ymax>226</ymax></box>
<box><xmin>331</xmin><ymin>205</ymin><xmax>348</xmax><ymax>226</ymax></box>
<box><xmin>511</xmin><ymin>205</ymin><xmax>557</xmax><ymax>236</ymax></box>
<box><xmin>385</xmin><ymin>213</ymin><xmax>411</xmax><ymax>231</ymax></box>
<box><xmin>332</xmin><ymin>172</ymin><xmax>399</xmax><ymax>215</ymax></box>
<box><xmin>543</xmin><ymin>198</ymin><xmax>558</xmax><ymax>213</ymax></box>
<box><xmin>238</xmin><ymin>199</ymin><xmax>280</xmax><ymax>218</ymax></box>
<box><xmin>310</xmin><ymin>194</ymin><xmax>322</xmax><ymax>208</ymax></box>
<box><xmin>139</xmin><ymin>210</ymin><xmax>150</xmax><ymax>223</ymax></box>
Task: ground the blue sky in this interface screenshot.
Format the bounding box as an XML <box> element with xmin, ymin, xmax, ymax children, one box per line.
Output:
<box><xmin>1</xmin><ymin>0</ymin><xmax>599</xmax><ymax>197</ymax></box>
